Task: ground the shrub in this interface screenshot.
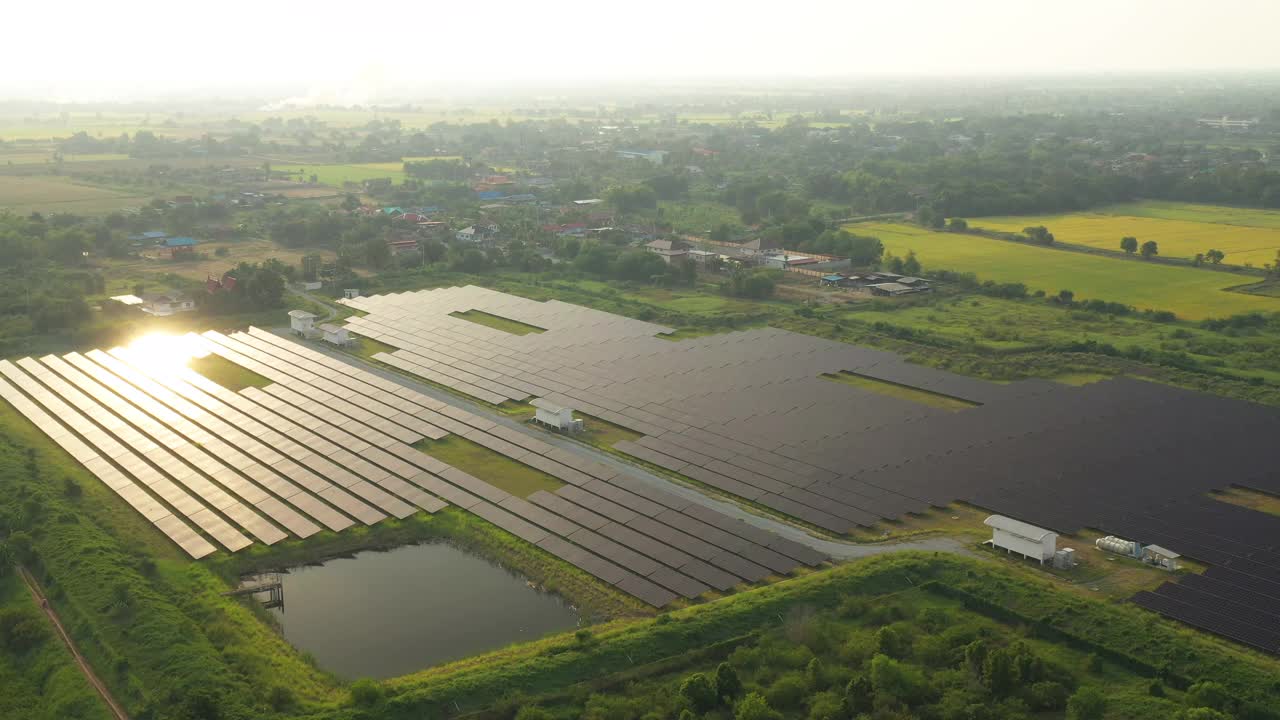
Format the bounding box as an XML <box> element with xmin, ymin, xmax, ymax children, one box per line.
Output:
<box><xmin>715</xmin><ymin>661</ymin><xmax>743</xmax><ymax>700</ymax></box>
<box><xmin>349</xmin><ymin>678</ymin><xmax>383</xmax><ymax>707</ymax></box>
<box><xmin>1186</xmin><ymin>681</ymin><xmax>1231</xmax><ymax>711</ymax></box>
<box><xmin>267</xmin><ymin>685</ymin><xmax>295</xmax><ymax>711</ymax></box>
<box><xmin>680</xmin><ymin>672</ymin><xmax>719</xmax><ymax>713</ymax></box>
<box><xmin>735</xmin><ymin>692</ymin><xmax>782</xmax><ymax>720</ymax></box>
<box><xmin>1067</xmin><ymin>686</ymin><xmax>1106</xmax><ymax>720</ymax></box>
<box><xmin>1027</xmin><ymin>680</ymin><xmax>1070</xmax><ymax>711</ymax></box>
<box><xmin>515</xmin><ymin>707</ymin><xmax>557</xmax><ymax>720</ymax></box>
<box><xmin>765</xmin><ymin>672</ymin><xmax>808</xmax><ymax>709</ymax></box>
<box><xmin>0</xmin><ymin>607</ymin><xmax>48</xmax><ymax>652</ymax></box>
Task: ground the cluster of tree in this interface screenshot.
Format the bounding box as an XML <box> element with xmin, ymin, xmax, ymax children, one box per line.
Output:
<box><xmin>200</xmin><ymin>260</ymin><xmax>288</xmax><ymax>315</ymax></box>
<box><xmin>508</xmin><ymin>592</ymin><xmax>1233</xmax><ymax>720</ymax></box>
<box><xmin>1193</xmin><ymin>249</ymin><xmax>1226</xmax><ymax>266</ymax></box>
<box><xmin>1120</xmin><ymin>236</ymin><xmax>1160</xmax><ymax>258</ymax></box>
<box><xmin>403</xmin><ymin>158</ymin><xmax>472</xmax><ymax>181</ymax></box>
<box><xmin>721</xmin><ymin>177</ymin><xmax>813</xmax><ymax>226</ymax></box>
<box><xmin>791</xmin><ymin>230</ymin><xmax>885</xmax><ymax>267</ymax></box>
<box><xmin>1022</xmin><ymin>226</ymin><xmax>1055</xmax><ymax>246</ymax></box>
<box><xmin>607</xmin><ymin>184</ymin><xmax>659</xmax><ymax>213</ymax></box>
<box><xmin>720</xmin><ymin>268</ymin><xmax>777</xmax><ymax>299</ymax></box>
<box><xmin>571</xmin><ymin>243</ymin><xmax>696</xmax><ymax>285</ymax></box>
<box><xmin>883</xmin><ymin>250</ymin><xmax>921</xmax><ymax>276</ymax></box>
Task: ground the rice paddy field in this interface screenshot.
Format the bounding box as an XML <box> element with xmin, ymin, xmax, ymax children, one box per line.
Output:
<box><xmin>859</xmin><ymin>222</ymin><xmax>1280</xmax><ymax>319</ymax></box>
<box><xmin>0</xmin><ymin>175</ymin><xmax>144</xmax><ymax>214</ymax></box>
<box><xmin>274</xmin><ymin>162</ymin><xmax>407</xmax><ymax>187</ymax></box>
<box><xmin>972</xmin><ymin>201</ymin><xmax>1280</xmax><ymax>267</ymax></box>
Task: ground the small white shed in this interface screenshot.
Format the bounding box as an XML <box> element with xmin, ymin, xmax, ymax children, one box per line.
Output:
<box><xmin>343</xmin><ymin>288</ymin><xmax>361</xmax><ymax>299</ymax></box>
<box><xmin>1142</xmin><ymin>544</ymin><xmax>1181</xmax><ymax>571</ymax></box>
<box><xmin>289</xmin><ymin>310</ymin><xmax>317</xmax><ymax>337</ymax></box>
<box><xmin>984</xmin><ymin>515</ymin><xmax>1057</xmax><ymax>564</ymax></box>
<box><xmin>531</xmin><ymin>398</ymin><xmax>582</xmax><ymax>433</ymax></box>
<box><xmin>318</xmin><ymin>323</ymin><xmax>350</xmax><ymax>346</ymax></box>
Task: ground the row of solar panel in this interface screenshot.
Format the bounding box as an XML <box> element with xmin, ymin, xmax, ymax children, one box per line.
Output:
<box><xmin>203</xmin><ymin>330</ymin><xmax>827</xmax><ymax>606</ymax></box>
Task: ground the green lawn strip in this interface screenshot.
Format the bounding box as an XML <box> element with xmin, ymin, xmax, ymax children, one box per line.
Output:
<box><xmin>414</xmin><ymin>436</ymin><xmax>564</xmax><ymax>498</ymax></box>
<box><xmin>448</xmin><ymin>309</ymin><xmax>546</xmax><ymax>335</ymax></box>
<box><xmin>346</xmin><ymin>334</ymin><xmax>400</xmax><ymax>362</ymax></box>
<box><xmin>189</xmin><ymin>353</ymin><xmax>272</xmax><ymax>391</ymax></box>
<box><xmin>0</xmin><ymin>574</ymin><xmax>113</xmax><ymax>720</ymax></box>
<box><xmin>574</xmin><ymin>413</ymin><xmax>642</xmax><ymax>448</ymax></box>
<box><xmin>820</xmin><ymin>371</ymin><xmax>980</xmax><ymax>410</ymax></box>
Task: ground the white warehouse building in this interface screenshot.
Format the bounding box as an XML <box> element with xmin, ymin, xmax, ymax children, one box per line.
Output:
<box><xmin>984</xmin><ymin>515</ymin><xmax>1058</xmax><ymax>564</ymax></box>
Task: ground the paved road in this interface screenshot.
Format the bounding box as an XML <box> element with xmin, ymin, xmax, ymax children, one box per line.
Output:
<box><xmin>18</xmin><ymin>566</ymin><xmax>130</xmax><ymax>720</ymax></box>
<box><xmin>279</xmin><ymin>330</ymin><xmax>975</xmax><ymax>562</ymax></box>
<box><xmin>287</xmin><ymin>286</ymin><xmax>339</xmax><ymax>322</ymax></box>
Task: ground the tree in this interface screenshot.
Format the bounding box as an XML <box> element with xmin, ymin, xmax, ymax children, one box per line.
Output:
<box><xmin>948</xmin><ymin>217</ymin><xmax>969</xmax><ymax>231</ymax></box>
<box><xmin>902</xmin><ymin>250</ymin><xmax>921</xmax><ymax>276</ymax></box>
<box><xmin>869</xmin><ymin>654</ymin><xmax>925</xmax><ymax>705</ymax></box>
<box><xmin>874</xmin><ymin>626</ymin><xmax>905</xmax><ymax>658</ymax></box>
<box><xmin>1186</xmin><ymin>681</ymin><xmax>1231</xmax><ymax>711</ymax></box>
<box><xmin>340</xmin><ymin>194</ymin><xmax>361</xmax><ymax>212</ymax></box>
<box><xmin>1057</xmin><ymin>289</ymin><xmax>1075</xmax><ymax>304</ymax></box>
<box><xmin>842</xmin><ymin>676</ymin><xmax>873</xmax><ymax>717</ymax></box>
<box><xmin>1205</xmin><ymin>249</ymin><xmax>1225</xmax><ymax>265</ymax></box>
<box><xmin>1023</xmin><ymin>226</ymin><xmax>1055</xmax><ymax>245</ymax></box>
<box><xmin>1193</xmin><ymin>253</ymin><xmax>1205</xmax><ymax>267</ymax></box>
<box><xmin>1120</xmin><ymin>236</ymin><xmax>1138</xmax><ymax>254</ymax></box>
<box><xmin>714</xmin><ymin>662</ymin><xmax>742</xmax><ymax>700</ymax></box>
<box><xmin>1140</xmin><ymin>240</ymin><xmax>1159</xmax><ymax>259</ymax></box>
<box><xmin>1067</xmin><ymin>687</ymin><xmax>1106</xmax><ymax>720</ymax></box>
<box><xmin>983</xmin><ymin>648</ymin><xmax>1017</xmax><ymax>696</ymax></box>
<box><xmin>734</xmin><ymin>692</ymin><xmax>782</xmax><ymax>720</ymax></box>
<box><xmin>363</xmin><ymin>237</ymin><xmax>391</xmax><ymax>269</ymax></box>
<box><xmin>886</xmin><ymin>254</ymin><xmax>905</xmax><ymax>274</ymax></box>
<box><xmin>679</xmin><ymin>672</ymin><xmax>718</xmax><ymax>714</ymax></box>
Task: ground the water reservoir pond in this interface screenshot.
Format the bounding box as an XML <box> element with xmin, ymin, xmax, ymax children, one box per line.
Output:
<box><xmin>258</xmin><ymin>541</ymin><xmax>582</xmax><ymax>679</ymax></box>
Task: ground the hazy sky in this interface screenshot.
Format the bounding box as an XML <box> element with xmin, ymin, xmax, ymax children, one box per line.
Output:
<box><xmin>5</xmin><ymin>0</ymin><xmax>1280</xmax><ymax>102</ymax></box>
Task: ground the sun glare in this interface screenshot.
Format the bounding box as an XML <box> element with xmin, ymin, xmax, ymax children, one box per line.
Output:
<box><xmin>122</xmin><ymin>333</ymin><xmax>210</xmax><ymax>375</ymax></box>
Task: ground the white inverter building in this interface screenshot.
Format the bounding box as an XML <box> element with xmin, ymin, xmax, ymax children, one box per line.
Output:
<box><xmin>984</xmin><ymin>515</ymin><xmax>1058</xmax><ymax>564</ymax></box>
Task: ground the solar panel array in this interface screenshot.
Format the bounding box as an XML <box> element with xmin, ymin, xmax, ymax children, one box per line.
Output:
<box><xmin>0</xmin><ymin>326</ymin><xmax>827</xmax><ymax>607</ymax></box>
<box><xmin>340</xmin><ymin>286</ymin><xmax>1280</xmax><ymax>647</ymax></box>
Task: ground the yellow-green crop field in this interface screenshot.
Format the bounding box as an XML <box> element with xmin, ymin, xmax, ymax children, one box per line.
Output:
<box><xmin>972</xmin><ymin>201</ymin><xmax>1280</xmax><ymax>267</ymax></box>
<box><xmin>0</xmin><ymin>152</ymin><xmax>131</xmax><ymax>166</ymax></box>
<box><xmin>276</xmin><ymin>162</ymin><xmax>407</xmax><ymax>187</ymax></box>
<box><xmin>0</xmin><ymin>175</ymin><xmax>144</xmax><ymax>215</ymax></box>
<box><xmin>858</xmin><ymin>222</ymin><xmax>1280</xmax><ymax>319</ymax></box>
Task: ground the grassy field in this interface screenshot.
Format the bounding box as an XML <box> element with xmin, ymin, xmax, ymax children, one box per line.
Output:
<box><xmin>659</xmin><ymin>200</ymin><xmax>744</xmax><ymax>235</ymax></box>
<box><xmin>107</xmin><ymin>240</ymin><xmax>338</xmax><ymax>283</ymax></box>
<box><xmin>860</xmin><ymin>222</ymin><xmax>1280</xmax><ymax>319</ymax></box>
<box><xmin>449</xmin><ymin>309</ymin><xmax>545</xmax><ymax>335</ymax></box>
<box><xmin>972</xmin><ymin>201</ymin><xmax>1280</xmax><ymax>267</ymax></box>
<box><xmin>189</xmin><ymin>353</ymin><xmax>272</xmax><ymax>390</ymax></box>
<box><xmin>820</xmin><ymin>371</ymin><xmax>979</xmax><ymax>410</ymax></box>
<box><xmin>0</xmin><ymin>574</ymin><xmax>113</xmax><ymax>720</ymax></box>
<box><xmin>0</xmin><ymin>175</ymin><xmax>144</xmax><ymax>215</ymax></box>
<box><xmin>414</xmin><ymin>435</ymin><xmax>565</xmax><ymax>498</ymax></box>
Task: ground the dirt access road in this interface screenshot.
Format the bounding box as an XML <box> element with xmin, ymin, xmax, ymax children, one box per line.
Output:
<box><xmin>18</xmin><ymin>566</ymin><xmax>130</xmax><ymax>720</ymax></box>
